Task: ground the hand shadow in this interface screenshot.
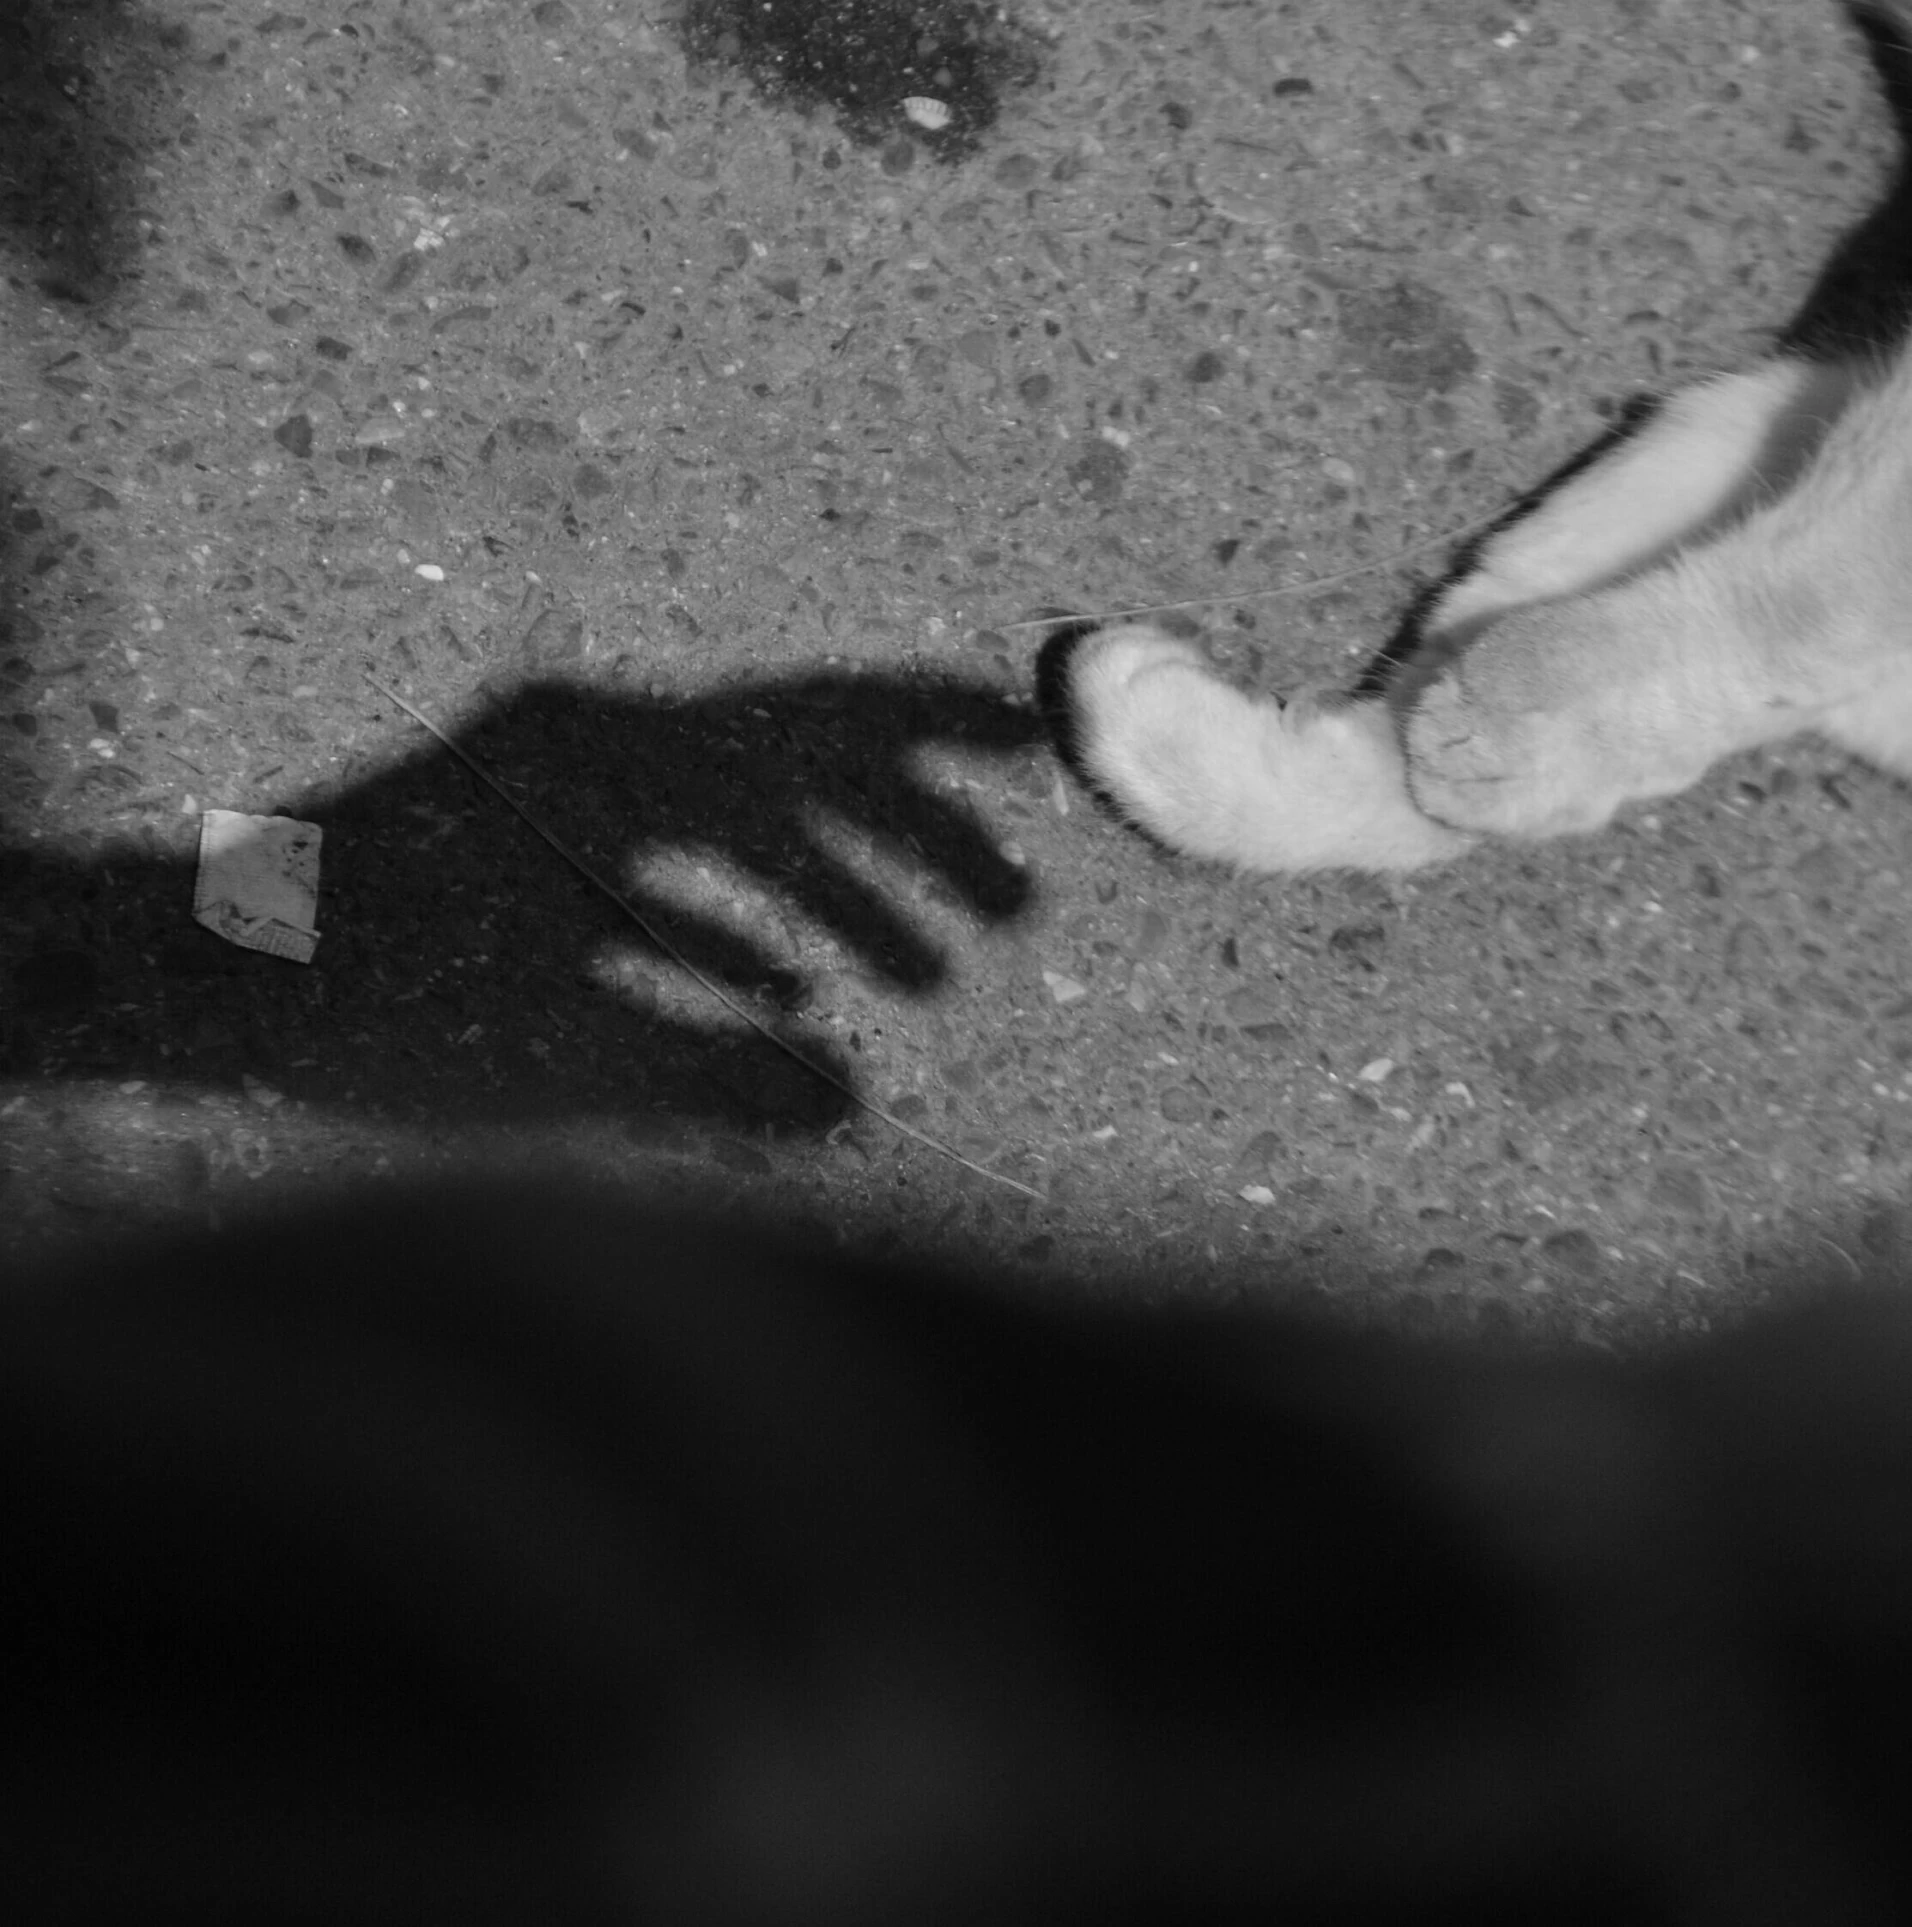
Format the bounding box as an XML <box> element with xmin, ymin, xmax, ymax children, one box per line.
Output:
<box><xmin>0</xmin><ymin>8</ymin><xmax>1044</xmax><ymax>1149</ymax></box>
<box><xmin>1</xmin><ymin>671</ymin><xmax>1044</xmax><ymax>1136</ymax></box>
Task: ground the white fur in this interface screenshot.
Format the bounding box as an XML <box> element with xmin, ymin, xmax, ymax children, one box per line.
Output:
<box><xmin>1404</xmin><ymin>345</ymin><xmax>1912</xmax><ymax>836</ymax></box>
<box><xmin>1070</xmin><ymin>626</ymin><xmax>1471</xmax><ymax>872</ymax></box>
<box><xmin>1423</xmin><ymin>358</ymin><xmax>1856</xmax><ymax>638</ymax></box>
<box><xmin>1067</xmin><ymin>340</ymin><xmax>1912</xmax><ymax>873</ymax></box>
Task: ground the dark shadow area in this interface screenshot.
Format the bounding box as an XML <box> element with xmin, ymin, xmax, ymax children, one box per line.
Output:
<box><xmin>1</xmin><ymin>0</ymin><xmax>179</xmax><ymax>808</ymax></box>
<box><xmin>0</xmin><ymin>0</ymin><xmax>176</xmax><ymax>304</ymax></box>
<box><xmin>9</xmin><ymin>1176</ymin><xmax>1912</xmax><ymax>1922</ymax></box>
<box><xmin>0</xmin><ymin>445</ymin><xmax>38</xmax><ymax>712</ymax></box>
<box><xmin>0</xmin><ymin>672</ymin><xmax>1042</xmax><ymax>1134</ymax></box>
<box><xmin>676</xmin><ymin>0</ymin><xmax>1047</xmax><ymax>161</ymax></box>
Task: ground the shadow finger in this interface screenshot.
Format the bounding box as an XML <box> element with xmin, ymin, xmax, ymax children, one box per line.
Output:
<box><xmin>877</xmin><ymin>778</ymin><xmax>1032</xmax><ymax>922</ymax></box>
<box><xmin>726</xmin><ymin>830</ymin><xmax>957</xmax><ymax>994</ymax></box>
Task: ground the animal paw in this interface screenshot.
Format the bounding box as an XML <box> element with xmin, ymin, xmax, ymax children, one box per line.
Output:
<box><xmin>1064</xmin><ymin>622</ymin><xmax>1269</xmax><ymax>854</ymax></box>
<box><xmin>1067</xmin><ymin>621</ymin><xmax>1474</xmax><ymax>873</ymax></box>
<box><xmin>1398</xmin><ymin>616</ymin><xmax>1636</xmax><ymax>839</ymax></box>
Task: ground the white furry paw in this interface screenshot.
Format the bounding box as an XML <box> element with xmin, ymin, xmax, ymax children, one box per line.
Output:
<box><xmin>1066</xmin><ymin>622</ymin><xmax>1471</xmax><ymax>874</ymax></box>
<box><xmin>1067</xmin><ymin>623</ymin><xmax>1271</xmax><ymax>860</ymax></box>
<box><xmin>1400</xmin><ymin>622</ymin><xmax>1638</xmax><ymax>838</ymax></box>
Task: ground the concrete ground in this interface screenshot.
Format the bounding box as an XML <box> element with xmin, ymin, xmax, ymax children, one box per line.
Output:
<box><xmin>3</xmin><ymin>0</ymin><xmax>1909</xmax><ymax>1341</ymax></box>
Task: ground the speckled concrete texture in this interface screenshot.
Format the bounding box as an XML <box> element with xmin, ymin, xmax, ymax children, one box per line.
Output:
<box><xmin>3</xmin><ymin>0</ymin><xmax>1910</xmax><ymax>1339</ymax></box>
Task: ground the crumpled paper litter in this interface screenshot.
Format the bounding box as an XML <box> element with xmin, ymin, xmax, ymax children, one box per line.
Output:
<box><xmin>193</xmin><ymin>810</ymin><xmax>322</xmax><ymax>963</ymax></box>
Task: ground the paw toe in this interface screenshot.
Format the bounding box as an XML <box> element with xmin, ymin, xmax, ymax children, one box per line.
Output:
<box><xmin>1402</xmin><ymin>673</ymin><xmax>1537</xmax><ymax>830</ymax></box>
<box><xmin>1066</xmin><ymin>624</ymin><xmax>1219</xmax><ymax>771</ymax></box>
<box><xmin>1405</xmin><ymin>674</ymin><xmax>1505</xmax><ymax>781</ymax></box>
<box><xmin>1070</xmin><ymin>623</ymin><xmax>1210</xmax><ymax>701</ymax></box>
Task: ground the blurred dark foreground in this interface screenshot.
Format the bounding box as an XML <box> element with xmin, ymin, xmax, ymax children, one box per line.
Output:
<box><xmin>5</xmin><ymin>1182</ymin><xmax>1911</xmax><ymax>1926</ymax></box>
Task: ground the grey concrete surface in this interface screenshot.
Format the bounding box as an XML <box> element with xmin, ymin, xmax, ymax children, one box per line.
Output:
<box><xmin>3</xmin><ymin>0</ymin><xmax>1909</xmax><ymax>1341</ymax></box>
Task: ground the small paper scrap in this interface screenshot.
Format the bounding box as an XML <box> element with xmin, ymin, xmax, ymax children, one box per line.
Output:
<box><xmin>193</xmin><ymin>810</ymin><xmax>322</xmax><ymax>963</ymax></box>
